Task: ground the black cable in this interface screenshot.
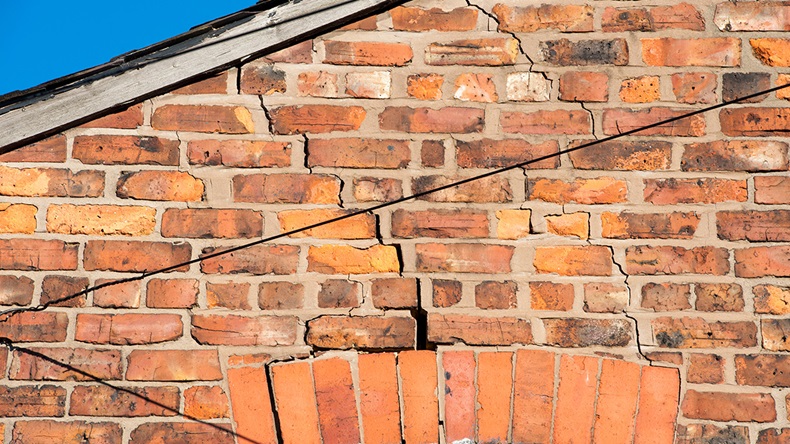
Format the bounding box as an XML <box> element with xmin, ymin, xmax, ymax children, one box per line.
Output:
<box><xmin>1</xmin><ymin>81</ymin><xmax>788</xmax><ymax>323</ymax></box>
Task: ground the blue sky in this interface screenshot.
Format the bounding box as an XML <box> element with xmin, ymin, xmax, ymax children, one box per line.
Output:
<box><xmin>0</xmin><ymin>0</ymin><xmax>253</xmax><ymax>95</ymax></box>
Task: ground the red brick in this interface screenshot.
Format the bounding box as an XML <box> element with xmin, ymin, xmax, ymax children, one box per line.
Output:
<box><xmin>584</xmin><ymin>283</ymin><xmax>628</xmax><ymax>313</ymax></box>
<box><xmin>40</xmin><ymin>275</ymin><xmax>88</xmax><ymax>307</ymax></box>
<box><xmin>751</xmin><ymin>38</ymin><xmax>790</xmax><ymax>66</ymax></box>
<box><xmin>306</xmin><ymin>315</ymin><xmax>415</xmax><ymax>349</ymax></box>
<box><xmin>432</xmin><ymin>279</ymin><xmax>462</xmax><ymax>308</ymax></box>
<box><xmin>0</xmin><ymin>312</ymin><xmax>68</xmax><ymax>342</ymax></box>
<box><xmin>271</xmin><ymin>362</ymin><xmax>321</xmax><ymax>443</ymax></box>
<box><xmin>559</xmin><ymin>71</ymin><xmax>608</xmax><ymax>102</ymax></box>
<box><xmin>569</xmin><ymin>140</ymin><xmax>672</xmax><ymax>171</ymax></box>
<box><xmin>442</xmin><ymin>351</ymin><xmax>475</xmax><ymax>443</ymax></box>
<box><xmin>82</xmin><ymin>103</ymin><xmax>143</xmax><ymax>129</ymax></box>
<box><xmin>0</xmin><ymin>134</ymin><xmax>66</xmax><ymax>162</ymax></box>
<box><xmin>307</xmin><ymin>244</ymin><xmax>399</xmax><ymax>274</ymax></box>
<box><xmin>228</xmin><ymin>367</ymin><xmax>277</xmax><ymax>444</ymax></box>
<box><xmin>593</xmin><ymin>360</ymin><xmax>640</xmax><ymax>444</ymax></box>
<box><xmin>399</xmin><ymin>350</ymin><xmax>439</xmax><ymax>443</ymax></box>
<box><xmin>754</xmin><ymin>285</ymin><xmax>790</xmax><ymax>315</ymax></box>
<box><xmin>129</xmin><ymin>423</ymin><xmax>233</xmax><ymax>444</ymax></box>
<box><xmin>162</xmin><ymin>208</ymin><xmax>262</xmax><ymax>239</ymax></box>
<box><xmin>758</xmin><ymin>429</ymin><xmax>790</xmax><ymax>443</ymax></box>
<box><xmin>530</xmin><ymin>282</ymin><xmax>574</xmax><ymax>311</ymax></box>
<box><xmin>69</xmin><ymin>385</ymin><xmax>178</xmax><ymax>417</ymax></box>
<box><xmin>278</xmin><ymin>209</ymin><xmax>375</xmax><ymax>239</ymax></box>
<box><xmin>534</xmin><ymin>245</ymin><xmax>613</xmax><ymax>276</ymax></box>
<box><xmin>413</xmin><ymin>175</ymin><xmax>512</xmax><ymax>202</ymax></box>
<box><xmin>493</xmin><ymin>4</ymin><xmax>592</xmax><ymax>32</ymax></box>
<box><xmin>258</xmin><ymin>282</ymin><xmax>303</xmax><ymax>310</ymax></box>
<box><xmin>318</xmin><ymin>280</ymin><xmax>360</xmax><ymax>309</ymax></box>
<box><xmin>554</xmin><ymin>355</ymin><xmax>598</xmax><ymax>442</ymax></box>
<box><xmin>602</xmin><ymin>107</ymin><xmax>705</xmax><ymax>137</ymax></box>
<box><xmin>688</xmin><ymin>354</ymin><xmax>725</xmax><ymax>384</ymax></box>
<box><xmin>602</xmin><ymin>211</ymin><xmax>699</xmax><ymax>239</ymax></box>
<box><xmin>720</xmin><ymin>211</ymin><xmax>790</xmax><ymax>242</ymax></box>
<box><xmin>93</xmin><ymin>279</ymin><xmax>141</xmax><ymax>308</ymax></box>
<box><xmin>358</xmin><ymin>353</ymin><xmax>401</xmax><ymax>444</ymax></box>
<box><xmin>477</xmin><ymin>352</ymin><xmax>512</xmax><ymax>442</ymax></box>
<box><xmin>735</xmin><ymin>354</ymin><xmax>790</xmax><ymax>387</ymax></box>
<box><xmin>270</xmin><ymin>105</ymin><xmax>366</xmax><ymax>134</ymax></box>
<box><xmin>187</xmin><ymin>139</ymin><xmax>290</xmax><ymax>167</ymax></box>
<box><xmin>240</xmin><ymin>64</ymin><xmax>286</xmax><ymax>95</ymax></box>
<box><xmin>12</xmin><ymin>420</ymin><xmax>122</xmax><ymax>444</ymax></box>
<box><xmin>84</xmin><ymin>240</ymin><xmax>190</xmax><ymax>273</ymax></box>
<box><xmin>146</xmin><ymin>279</ymin><xmax>198</xmax><ymax>308</ymax></box>
<box><xmin>233</xmin><ymin>173</ymin><xmax>340</xmax><ymax>204</ymax></box>
<box><xmin>340</xmin><ymin>16</ymin><xmax>378</xmax><ymax>31</ymax></box>
<box><xmin>643</xmin><ymin>38</ymin><xmax>740</xmax><ymax>66</ymax></box>
<box><xmin>736</xmin><ymin>246</ymin><xmax>790</xmax><ymax>277</ymax></box>
<box><xmin>545</xmin><ymin>212</ymin><xmax>589</xmax><ymax>240</ymax></box>
<box><xmin>201</xmin><ymin>244</ymin><xmax>299</xmax><ymax>275</ymax></box>
<box><xmin>10</xmin><ymin>347</ymin><xmax>122</xmax><ymax>381</ymax></box>
<box><xmin>262</xmin><ymin>40</ymin><xmax>313</xmax><ymax>63</ymax></box>
<box><xmin>651</xmin><ymin>3</ymin><xmax>704</xmax><ymax>29</ymax></box>
<box><xmin>502</xmin><ymin>109</ymin><xmax>590</xmax><ymax>135</ymax></box>
<box><xmin>634</xmin><ymin>366</ymin><xmax>680</xmax><ymax>443</ymax></box>
<box><xmin>602</xmin><ymin>7</ymin><xmax>651</xmax><ymax>31</ymax></box>
<box><xmin>645</xmin><ymin>352</ymin><xmax>683</xmax><ymax>366</ymax></box>
<box><xmin>475</xmin><ymin>281</ymin><xmax>517</xmax><ymax>310</ymax></box>
<box><xmin>72</xmin><ymin>135</ymin><xmax>179</xmax><ymax>165</ymax></box>
<box><xmin>512</xmin><ymin>350</ymin><xmax>554</xmax><ymax>443</ymax></box>
<box><xmin>672</xmin><ymin>72</ymin><xmax>717</xmax><ymax>104</ymax></box>
<box><xmin>407</xmin><ymin>73</ymin><xmax>443</xmax><ymax>100</ymax></box>
<box><xmin>627</xmin><ymin>246</ymin><xmax>729</xmax><ymax>275</ymax></box>
<box><xmin>75</xmin><ymin>313</ymin><xmax>182</xmax><ymax>345</ymax></box>
<box><xmin>391</xmin><ymin>6</ymin><xmax>477</xmax><ymax>31</ymax></box>
<box><xmin>721</xmin><ymin>107</ymin><xmax>790</xmax><ymax>136</ymax></box>
<box><xmin>544</xmin><ymin>318</ymin><xmax>631</xmax><ymax>347</ymax></box>
<box><xmin>652</xmin><ymin>317</ymin><xmax>757</xmax><ymax>348</ymax></box>
<box><xmin>682</xmin><ymin>390</ymin><xmax>775</xmax><ymax>422</ymax></box>
<box><xmin>313</xmin><ymin>358</ymin><xmax>360</xmax><ymax>444</ymax></box>
<box><xmin>152</xmin><ymin>105</ymin><xmax>254</xmax><ymax>133</ymax></box>
<box><xmin>324</xmin><ymin>41</ymin><xmax>412</xmax><ymax>66</ymax></box>
<box><xmin>0</xmin><ymin>166</ymin><xmax>104</xmax><ymax>197</ymax></box>
<box><xmin>116</xmin><ymin>170</ymin><xmax>204</xmax><ymax>201</ymax></box>
<box><xmin>191</xmin><ymin>314</ymin><xmax>296</xmax><ymax>346</ymax></box>
<box><xmin>756</xmin><ymin>176</ymin><xmax>790</xmax><ymax>204</ymax></box>
<box><xmin>307</xmin><ymin>138</ymin><xmax>409</xmax><ymax>168</ymax></box>
<box><xmin>298</xmin><ymin>71</ymin><xmax>339</xmax><ymax>97</ymax></box>
<box><xmin>428</xmin><ymin>313</ymin><xmax>532</xmax><ymax>345</ymax></box>
<box><xmin>47</xmin><ymin>204</ymin><xmax>156</xmax><ymax>236</ymax></box>
<box><xmin>425</xmin><ymin>38</ymin><xmax>519</xmax><ymax>66</ymax></box>
<box><xmin>456</xmin><ymin>138</ymin><xmax>558</xmax><ymax>169</ymax></box>
<box><xmin>184</xmin><ymin>386</ymin><xmax>229</xmax><ymax>420</ymax></box>
<box><xmin>528</xmin><ymin>177</ymin><xmax>627</xmax><ymax>204</ymax></box>
<box><xmin>644</xmin><ymin>178</ymin><xmax>746</xmax><ymax>204</ymax></box>
<box><xmin>371</xmin><ymin>278</ymin><xmax>417</xmax><ymax>309</ymax></box>
<box><xmin>0</xmin><ymin>203</ymin><xmax>36</xmax><ymax>234</ymax></box>
<box><xmin>392</xmin><ymin>209</ymin><xmax>488</xmax><ymax>238</ymax></box>
<box><xmin>0</xmin><ymin>275</ymin><xmax>33</xmax><ymax>306</ymax></box>
<box><xmin>171</xmin><ymin>72</ymin><xmax>228</xmax><ymax>94</ymax></box>
<box><xmin>684</xmin><ymin>140</ymin><xmax>788</xmax><ymax>171</ymax></box>
<box><xmin>380</xmin><ymin>106</ymin><xmax>484</xmax><ymax>133</ymax></box>
<box><xmin>763</xmin><ymin>319</ymin><xmax>790</xmax><ymax>351</ymax></box>
<box><xmin>641</xmin><ymin>283</ymin><xmax>691</xmax><ymax>311</ymax></box>
<box><xmin>496</xmin><ymin>209</ymin><xmax>532</xmax><ymax>240</ymax></box>
<box><xmin>416</xmin><ymin>243</ymin><xmax>513</xmax><ymax>273</ymax></box>
<box><xmin>126</xmin><ymin>350</ymin><xmax>222</xmax><ymax>381</ymax></box>
<box><xmin>353</xmin><ymin>177</ymin><xmax>402</xmax><ymax>202</ymax></box>
<box><xmin>0</xmin><ymin>385</ymin><xmax>66</xmax><ymax>416</ymax></box>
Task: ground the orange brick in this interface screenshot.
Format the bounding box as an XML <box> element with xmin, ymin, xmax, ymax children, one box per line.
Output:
<box><xmin>0</xmin><ymin>312</ymin><xmax>68</xmax><ymax>342</ymax></box>
<box><xmin>72</xmin><ymin>135</ymin><xmax>179</xmax><ymax>165</ymax></box>
<box><xmin>380</xmin><ymin>106</ymin><xmax>484</xmax><ymax>133</ymax></box>
<box><xmin>278</xmin><ymin>209</ymin><xmax>375</xmax><ymax>239</ymax></box>
<box><xmin>545</xmin><ymin>212</ymin><xmax>589</xmax><ymax>239</ymax></box>
<box><xmin>554</xmin><ymin>355</ymin><xmax>598</xmax><ymax>443</ymax></box>
<box><xmin>0</xmin><ymin>203</ymin><xmax>36</xmax><ymax>234</ymax></box>
<box><xmin>227</xmin><ymin>367</ymin><xmax>277</xmax><ymax>444</ymax></box>
<box><xmin>528</xmin><ymin>177</ymin><xmax>627</xmax><ymax>204</ymax></box>
<box><xmin>493</xmin><ymin>3</ymin><xmax>593</xmax><ymax>32</ymax></box>
<box><xmin>307</xmin><ymin>245</ymin><xmax>399</xmax><ymax>274</ymax></box>
<box><xmin>200</xmin><ymin>244</ymin><xmax>299</xmax><ymax>275</ymax></box>
<box><xmin>634</xmin><ymin>366</ymin><xmax>679</xmax><ymax>443</ymax></box>
<box><xmin>75</xmin><ymin>313</ymin><xmax>182</xmax><ymax>345</ymax></box>
<box><xmin>559</xmin><ymin>71</ymin><xmax>609</xmax><ymax>102</ymax></box>
<box><xmin>152</xmin><ymin>105</ymin><xmax>254</xmax><ymax>133</ymax></box>
<box><xmin>307</xmin><ymin>138</ymin><xmax>409</xmax><ymax>169</ymax></box>
<box><xmin>620</xmin><ymin>76</ymin><xmax>660</xmax><ymax>103</ymax></box>
<box><xmin>12</xmin><ymin>420</ymin><xmax>121</xmax><ymax>443</ymax></box>
<box><xmin>187</xmin><ymin>139</ymin><xmax>290</xmax><ymax>168</ymax></box>
<box><xmin>428</xmin><ymin>313</ymin><xmax>532</xmax><ymax>346</ymax></box>
<box><xmin>324</xmin><ymin>41</ymin><xmax>413</xmax><ymax>66</ymax></box>
<box><xmin>270</xmin><ymin>105</ymin><xmax>366</xmax><ymax>134</ymax></box>
<box><xmin>407</xmin><ymin>74</ymin><xmax>443</xmax><ymax>100</ymax></box>
<box><xmin>751</xmin><ymin>38</ymin><xmax>790</xmax><ymax>66</ymax></box>
<box><xmin>146</xmin><ymin>279</ymin><xmax>198</xmax><ymax>308</ymax></box>
<box><xmin>126</xmin><ymin>350</ymin><xmax>222</xmax><ymax>381</ymax></box>
<box><xmin>442</xmin><ymin>351</ymin><xmax>475</xmax><ymax>443</ymax></box>
<box><xmin>496</xmin><ymin>209</ymin><xmax>532</xmax><ymax>240</ymax></box>
<box><xmin>399</xmin><ymin>350</ymin><xmax>439</xmax><ymax>444</ymax></box>
<box><xmin>233</xmin><ymin>173</ymin><xmax>340</xmax><ymax>204</ymax></box>
<box><xmin>191</xmin><ymin>314</ymin><xmax>297</xmax><ymax>346</ymax></box>
<box><xmin>644</xmin><ymin>178</ymin><xmax>746</xmax><ymax>204</ymax></box>
<box><xmin>720</xmin><ymin>107</ymin><xmax>790</xmax><ymax>136</ymax></box>
<box><xmin>116</xmin><ymin>171</ymin><xmax>204</xmax><ymax>202</ymax></box>
<box><xmin>502</xmin><ymin>110</ymin><xmax>590</xmax><ymax>135</ymax></box>
<box><xmin>183</xmin><ymin>386</ymin><xmax>229</xmax><ymax>420</ymax></box>
<box><xmin>358</xmin><ymin>353</ymin><xmax>401</xmax><ymax>444</ymax></box>
<box><xmin>313</xmin><ymin>358</ymin><xmax>360</xmax><ymax>444</ymax></box>
<box><xmin>454</xmin><ymin>73</ymin><xmax>497</xmax><ymax>102</ymax></box>
<box><xmin>81</xmin><ymin>103</ymin><xmax>143</xmax><ymax>129</ymax></box>
<box><xmin>530</xmin><ymin>282</ymin><xmax>574</xmax><ymax>311</ymax></box>
<box><xmin>391</xmin><ymin>6</ymin><xmax>478</xmax><ymax>31</ymax></box>
<box><xmin>642</xmin><ymin>38</ymin><xmax>741</xmax><ymax>67</ymax></box>
<box><xmin>0</xmin><ymin>134</ymin><xmax>66</xmax><ymax>162</ymax></box>
<box><xmin>271</xmin><ymin>362</ymin><xmax>321</xmax><ymax>443</ymax></box>
<box><xmin>47</xmin><ymin>204</ymin><xmax>156</xmax><ymax>236</ymax></box>
<box><xmin>512</xmin><ymin>350</ymin><xmax>555</xmax><ymax>443</ymax></box>
<box><xmin>162</xmin><ymin>208</ymin><xmax>262</xmax><ymax>239</ymax></box>
<box><xmin>602</xmin><ymin>108</ymin><xmax>706</xmax><ymax>137</ymax></box>
<box><xmin>425</xmin><ymin>38</ymin><xmax>519</xmax><ymax>66</ymax></box>
<box><xmin>593</xmin><ymin>360</ymin><xmax>640</xmax><ymax>443</ymax></box>
<box><xmin>417</xmin><ymin>243</ymin><xmax>513</xmax><ymax>274</ymax></box>
<box><xmin>477</xmin><ymin>352</ymin><xmax>513</xmax><ymax>443</ymax></box>
<box><xmin>534</xmin><ymin>245</ymin><xmax>613</xmax><ymax>276</ymax></box>
<box><xmin>0</xmin><ymin>166</ymin><xmax>104</xmax><ymax>198</ymax></box>
<box><xmin>84</xmin><ymin>240</ymin><xmax>190</xmax><ymax>273</ymax></box>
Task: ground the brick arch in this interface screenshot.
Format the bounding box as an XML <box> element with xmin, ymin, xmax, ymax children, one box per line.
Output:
<box><xmin>226</xmin><ymin>349</ymin><xmax>680</xmax><ymax>444</ymax></box>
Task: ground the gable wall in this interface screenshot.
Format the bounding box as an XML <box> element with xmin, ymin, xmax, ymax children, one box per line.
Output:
<box><xmin>1</xmin><ymin>0</ymin><xmax>790</xmax><ymax>442</ymax></box>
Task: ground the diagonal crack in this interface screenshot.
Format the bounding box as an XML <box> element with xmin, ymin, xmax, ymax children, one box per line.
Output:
<box><xmin>578</xmin><ymin>101</ymin><xmax>599</xmax><ymax>140</ymax></box>
<box><xmin>259</xmin><ymin>95</ymin><xmax>274</xmax><ymax>134</ymax></box>
<box><xmin>610</xmin><ymin>248</ymin><xmax>653</xmax><ymax>365</ymax></box>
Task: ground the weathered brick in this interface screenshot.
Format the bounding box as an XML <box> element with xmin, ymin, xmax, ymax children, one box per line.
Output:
<box><xmin>736</xmin><ymin>354</ymin><xmax>790</xmax><ymax>387</ymax></box>
<box><xmin>428</xmin><ymin>313</ymin><xmax>532</xmax><ymax>345</ymax></box>
<box><xmin>12</xmin><ymin>420</ymin><xmax>122</xmax><ymax>444</ymax></box>
<box><xmin>723</xmin><ymin>72</ymin><xmax>770</xmax><ymax>103</ymax></box>
<box><xmin>146</xmin><ymin>279</ymin><xmax>198</xmax><ymax>308</ymax></box>
<box><xmin>475</xmin><ymin>281</ymin><xmax>517</xmax><ymax>310</ymax></box>
<box><xmin>233</xmin><ymin>173</ymin><xmax>340</xmax><ymax>204</ymax></box>
<box><xmin>307</xmin><ymin>245</ymin><xmax>399</xmax><ymax>274</ymax></box>
<box><xmin>453</xmin><ymin>73</ymin><xmax>497</xmax><ymax>102</ymax></box>
<box><xmin>627</xmin><ymin>246</ymin><xmax>729</xmax><ymax>275</ymax></box>
<box><xmin>47</xmin><ymin>204</ymin><xmax>156</xmax><ymax>236</ymax></box>
<box><xmin>456</xmin><ymin>139</ymin><xmax>558</xmax><ymax>169</ymax></box>
<box><xmin>716</xmin><ymin>2</ymin><xmax>790</xmax><ymax>31</ymax></box>
<box><xmin>694</xmin><ymin>283</ymin><xmax>743</xmax><ymax>312</ymax></box>
<box><xmin>270</xmin><ymin>105</ymin><xmax>366</xmax><ymax>134</ymax></box>
<box><xmin>0</xmin><ymin>385</ymin><xmax>65</xmax><ymax>416</ymax></box>
<box><xmin>129</xmin><ymin>423</ymin><xmax>233</xmax><ymax>444</ymax></box>
<box><xmin>201</xmin><ymin>244</ymin><xmax>299</xmax><ymax>275</ymax></box>
<box><xmin>308</xmin><ymin>138</ymin><xmax>409</xmax><ymax>169</ymax></box>
<box><xmin>763</xmin><ymin>319</ymin><xmax>790</xmax><ymax>351</ymax></box>
<box><xmin>0</xmin><ymin>135</ymin><xmax>66</xmax><ymax>162</ymax></box>
<box><xmin>0</xmin><ymin>312</ymin><xmax>67</xmax><ymax>342</ymax></box>
<box><xmin>443</xmin><ymin>351</ymin><xmax>475</xmax><ymax>443</ymax></box>
<box><xmin>318</xmin><ymin>280</ymin><xmax>360</xmax><ymax>309</ymax></box>
<box><xmin>346</xmin><ymin>71</ymin><xmax>391</xmax><ymax>99</ymax></box>
<box><xmin>82</xmin><ymin>103</ymin><xmax>143</xmax><ymax>129</ymax></box>
<box><xmin>371</xmin><ymin>278</ymin><xmax>417</xmax><ymax>309</ymax></box>
<box><xmin>569</xmin><ymin>140</ymin><xmax>672</xmax><ymax>171</ymax></box>
<box><xmin>719</xmin><ymin>211</ymin><xmax>790</xmax><ymax>242</ymax></box>
<box><xmin>407</xmin><ymin>73</ymin><xmax>443</xmax><ymax>100</ymax></box>
<box><xmin>324</xmin><ymin>41</ymin><xmax>412</xmax><ymax>66</ymax></box>
<box><xmin>353</xmin><ymin>177</ymin><xmax>402</xmax><ymax>202</ymax></box>
<box><xmin>507</xmin><ymin>72</ymin><xmax>550</xmax><ymax>102</ymax></box>
<box><xmin>530</xmin><ymin>282</ymin><xmax>574</xmax><ymax>311</ymax></box>
<box><xmin>559</xmin><ymin>71</ymin><xmax>608</xmax><ymax>102</ymax></box>
<box><xmin>688</xmin><ymin>354</ymin><xmax>725</xmax><ymax>384</ymax></box>
<box><xmin>84</xmin><ymin>240</ymin><xmax>191</xmax><ymax>273</ymax></box>
<box><xmin>683</xmin><ymin>140</ymin><xmax>788</xmax><ymax>172</ymax></box>
<box><xmin>652</xmin><ymin>317</ymin><xmax>757</xmax><ymax>348</ymax></box>
<box><xmin>298</xmin><ymin>71</ymin><xmax>338</xmax><ymax>98</ymax></box>
<box><xmin>10</xmin><ymin>347</ymin><xmax>122</xmax><ymax>381</ymax></box>
<box><xmin>528</xmin><ymin>177</ymin><xmax>627</xmax><ymax>204</ymax></box>
<box><xmin>262</xmin><ymin>40</ymin><xmax>313</xmax><ymax>63</ymax></box>
<box><xmin>496</xmin><ymin>209</ymin><xmax>532</xmax><ymax>240</ymax></box>
<box><xmin>644</xmin><ymin>178</ymin><xmax>746</xmax><ymax>204</ymax></box>
<box><xmin>413</xmin><ymin>175</ymin><xmax>511</xmax><ymax>202</ymax></box>
<box><xmin>416</xmin><ymin>243</ymin><xmax>513</xmax><ymax>273</ymax></box>
<box><xmin>187</xmin><ymin>139</ymin><xmax>290</xmax><ymax>167</ymax></box>
<box><xmin>391</xmin><ymin>209</ymin><xmax>489</xmax><ymax>238</ymax></box>
<box><xmin>545</xmin><ymin>213</ymin><xmax>589</xmax><ymax>239</ymax></box>
<box><xmin>93</xmin><ymin>280</ymin><xmax>141</xmax><ymax>309</ymax></box>
<box><xmin>642</xmin><ymin>283</ymin><xmax>691</xmax><ymax>311</ymax></box>
<box><xmin>278</xmin><ymin>209</ymin><xmax>375</xmax><ymax>239</ymax></box>
<box><xmin>258</xmin><ymin>282</ymin><xmax>303</xmax><ymax>310</ymax></box>
<box><xmin>620</xmin><ymin>76</ymin><xmax>660</xmax><ymax>103</ymax></box>
<box><xmin>126</xmin><ymin>350</ymin><xmax>222</xmax><ymax>381</ymax></box>
<box><xmin>493</xmin><ymin>4</ymin><xmax>593</xmax><ymax>32</ymax></box>
<box><xmin>0</xmin><ymin>239</ymin><xmax>78</xmax><ymax>271</ymax></box>
<box><xmin>0</xmin><ymin>166</ymin><xmax>104</xmax><ymax>197</ymax></box>
<box><xmin>751</xmin><ymin>38</ymin><xmax>790</xmax><ymax>66</ymax></box>
<box><xmin>432</xmin><ymin>279</ymin><xmax>462</xmax><ymax>308</ymax></box>
<box><xmin>584</xmin><ymin>283</ymin><xmax>628</xmax><ymax>314</ymax></box>
<box><xmin>40</xmin><ymin>275</ymin><xmax>88</xmax><ymax>307</ymax></box>
<box><xmin>676</xmin><ymin>424</ymin><xmax>750</xmax><ymax>444</ymax></box>
<box><xmin>601</xmin><ymin>7</ymin><xmax>652</xmax><ymax>32</ymax></box>
<box><xmin>756</xmin><ymin>176</ymin><xmax>790</xmax><ymax>204</ymax></box>
<box><xmin>152</xmin><ymin>105</ymin><xmax>254</xmax><ymax>133</ymax></box>
<box><xmin>391</xmin><ymin>6</ymin><xmax>477</xmax><ymax>31</ymax></box>
<box><xmin>643</xmin><ymin>38</ymin><xmax>740</xmax><ymax>66</ymax></box>
<box><xmin>75</xmin><ymin>313</ymin><xmax>182</xmax><ymax>345</ymax></box>
<box><xmin>501</xmin><ymin>110</ymin><xmax>590</xmax><ymax>135</ymax></box>
<box><xmin>380</xmin><ymin>106</ymin><xmax>484</xmax><ymax>133</ymax></box>
<box><xmin>306</xmin><ymin>315</ymin><xmax>415</xmax><ymax>349</ymax></box>
<box><xmin>602</xmin><ymin>212</ymin><xmax>699</xmax><ymax>239</ymax></box>
<box><xmin>541</xmin><ymin>38</ymin><xmax>628</xmax><ymax>66</ymax></box>
<box><xmin>425</xmin><ymin>38</ymin><xmax>519</xmax><ymax>66</ymax></box>
<box><xmin>162</xmin><ymin>208</ymin><xmax>262</xmax><ymax>239</ymax></box>
<box><xmin>672</xmin><ymin>72</ymin><xmax>717</xmax><ymax>104</ymax></box>
<box><xmin>721</xmin><ymin>107</ymin><xmax>790</xmax><ymax>136</ymax></box>
<box><xmin>754</xmin><ymin>285</ymin><xmax>790</xmax><ymax>315</ymax></box>
<box><xmin>0</xmin><ymin>275</ymin><xmax>34</xmax><ymax>306</ymax></box>
<box><xmin>191</xmin><ymin>314</ymin><xmax>297</xmax><ymax>346</ymax></box>
<box><xmin>544</xmin><ymin>318</ymin><xmax>631</xmax><ymax>347</ymax></box>
<box><xmin>171</xmin><ymin>72</ymin><xmax>228</xmax><ymax>94</ymax></box>
<box><xmin>184</xmin><ymin>386</ymin><xmax>229</xmax><ymax>420</ymax></box>
<box><xmin>758</xmin><ymin>428</ymin><xmax>790</xmax><ymax>443</ymax></box>
<box><xmin>651</xmin><ymin>3</ymin><xmax>704</xmax><ymax>30</ymax></box>
<box><xmin>240</xmin><ymin>64</ymin><xmax>286</xmax><ymax>95</ymax></box>
<box><xmin>534</xmin><ymin>245</ymin><xmax>613</xmax><ymax>276</ymax></box>
<box><xmin>602</xmin><ymin>108</ymin><xmax>706</xmax><ymax>137</ymax></box>
<box><xmin>116</xmin><ymin>170</ymin><xmax>204</xmax><ymax>201</ymax></box>
<box><xmin>69</xmin><ymin>385</ymin><xmax>178</xmax><ymax>417</ymax></box>
<box><xmin>682</xmin><ymin>390</ymin><xmax>775</xmax><ymax>422</ymax></box>
<box><xmin>735</xmin><ymin>246</ymin><xmax>790</xmax><ymax>277</ymax></box>
<box><xmin>72</xmin><ymin>135</ymin><xmax>179</xmax><ymax>165</ymax></box>
<box><xmin>0</xmin><ymin>203</ymin><xmax>37</xmax><ymax>234</ymax></box>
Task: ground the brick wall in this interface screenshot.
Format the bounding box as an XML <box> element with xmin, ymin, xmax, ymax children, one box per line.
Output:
<box><xmin>1</xmin><ymin>0</ymin><xmax>790</xmax><ymax>442</ymax></box>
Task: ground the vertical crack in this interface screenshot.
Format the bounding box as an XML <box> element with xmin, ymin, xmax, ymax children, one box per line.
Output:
<box><xmin>611</xmin><ymin>248</ymin><xmax>653</xmax><ymax>365</ymax></box>
<box><xmin>578</xmin><ymin>101</ymin><xmax>599</xmax><ymax>140</ymax></box>
<box><xmin>259</xmin><ymin>95</ymin><xmax>274</xmax><ymax>134</ymax></box>
<box><xmin>302</xmin><ymin>133</ymin><xmax>312</xmax><ymax>173</ymax></box>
